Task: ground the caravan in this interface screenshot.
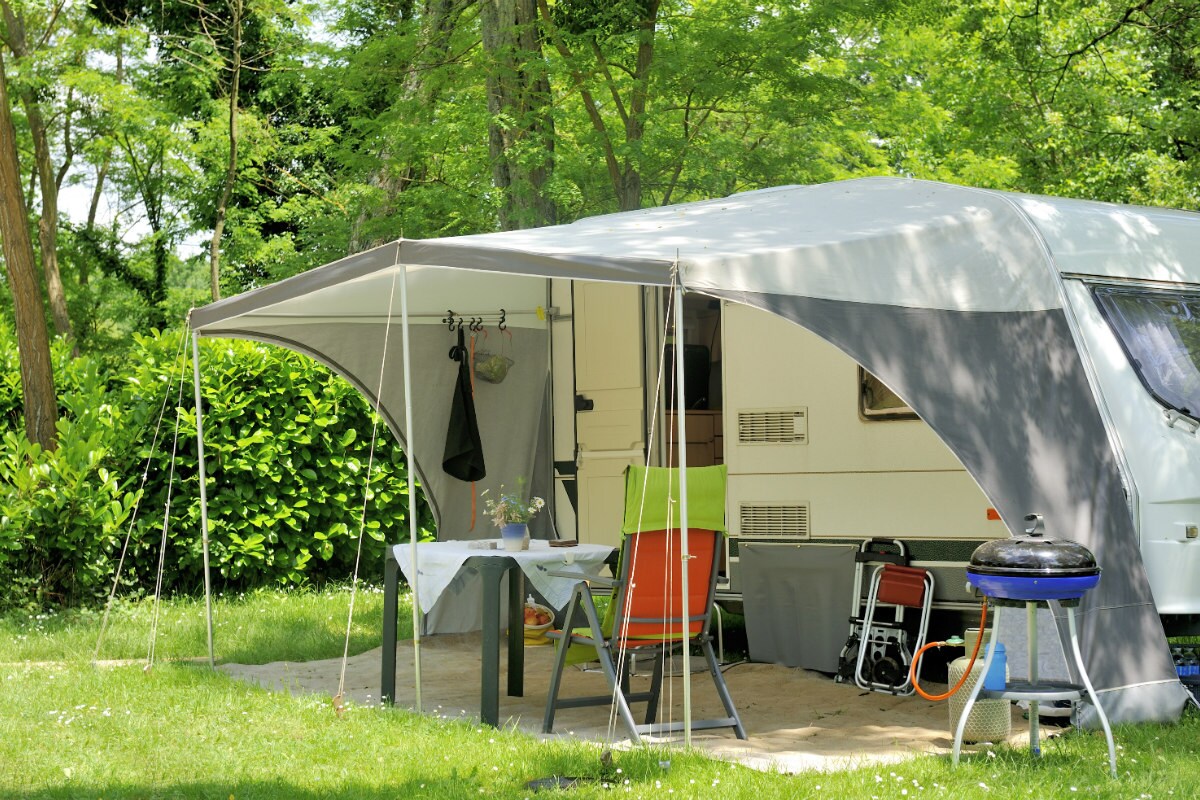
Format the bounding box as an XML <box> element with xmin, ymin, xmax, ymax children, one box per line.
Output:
<box><xmin>191</xmin><ymin>177</ymin><xmax>1200</xmax><ymax>724</ymax></box>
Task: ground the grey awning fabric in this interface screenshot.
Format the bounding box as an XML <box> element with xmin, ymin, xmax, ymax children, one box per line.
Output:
<box><xmin>195</xmin><ymin>321</ymin><xmax>551</xmax><ymax>545</ymax></box>
<box><xmin>193</xmin><ymin>178</ymin><xmax>1200</xmax><ymax>337</ymax></box>
<box><xmin>714</xmin><ymin>289</ymin><xmax>1187</xmax><ymax>722</ymax></box>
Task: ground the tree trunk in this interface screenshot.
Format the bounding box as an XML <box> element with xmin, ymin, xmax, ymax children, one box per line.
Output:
<box><xmin>0</xmin><ymin>56</ymin><xmax>57</xmax><ymax>450</ymax></box>
<box><xmin>208</xmin><ymin>0</ymin><xmax>243</xmax><ymax>302</ymax></box>
<box><xmin>481</xmin><ymin>0</ymin><xmax>557</xmax><ymax>230</ymax></box>
<box><xmin>26</xmin><ymin>101</ymin><xmax>73</xmax><ymax>337</ymax></box>
<box><xmin>616</xmin><ymin>0</ymin><xmax>659</xmax><ymax>212</ymax></box>
<box><xmin>536</xmin><ymin>0</ymin><xmax>659</xmax><ymax>212</ymax></box>
<box><xmin>1</xmin><ymin>0</ymin><xmax>74</xmax><ymax>340</ymax></box>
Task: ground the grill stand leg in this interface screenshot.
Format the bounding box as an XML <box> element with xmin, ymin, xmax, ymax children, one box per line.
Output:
<box><xmin>1060</xmin><ymin>602</ymin><xmax>1117</xmax><ymax>779</ymax></box>
<box><xmin>1027</xmin><ymin>601</ymin><xmax>1040</xmax><ymax>757</ymax></box>
<box><xmin>952</xmin><ymin>601</ymin><xmax>1117</xmax><ymax>780</ymax></box>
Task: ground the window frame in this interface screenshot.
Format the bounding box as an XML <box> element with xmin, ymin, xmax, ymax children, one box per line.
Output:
<box><xmin>1091</xmin><ymin>283</ymin><xmax>1200</xmax><ymax>422</ymax></box>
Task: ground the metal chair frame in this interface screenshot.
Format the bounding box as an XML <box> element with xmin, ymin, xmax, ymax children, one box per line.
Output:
<box><xmin>542</xmin><ymin>528</ymin><xmax>747</xmax><ymax>743</ymax></box>
<box><xmin>853</xmin><ymin>562</ymin><xmax>935</xmax><ymax>695</ymax></box>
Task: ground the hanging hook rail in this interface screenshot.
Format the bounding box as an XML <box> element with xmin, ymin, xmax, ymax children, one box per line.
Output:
<box><xmin>442</xmin><ymin>307</ymin><xmax>533</xmax><ymax>332</ymax></box>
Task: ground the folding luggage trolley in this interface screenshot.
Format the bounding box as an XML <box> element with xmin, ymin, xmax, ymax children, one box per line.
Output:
<box><xmin>835</xmin><ymin>539</ymin><xmax>935</xmax><ymax>695</ymax></box>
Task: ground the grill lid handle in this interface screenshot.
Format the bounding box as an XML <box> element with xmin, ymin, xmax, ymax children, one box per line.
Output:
<box><xmin>1023</xmin><ymin>513</ymin><xmax>1045</xmax><ymax>537</ymax></box>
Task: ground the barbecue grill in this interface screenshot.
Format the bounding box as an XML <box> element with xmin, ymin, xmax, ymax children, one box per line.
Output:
<box><xmin>952</xmin><ymin>514</ymin><xmax>1116</xmax><ymax>777</ymax></box>
<box><xmin>966</xmin><ymin>516</ymin><xmax>1100</xmax><ymax>602</ymax></box>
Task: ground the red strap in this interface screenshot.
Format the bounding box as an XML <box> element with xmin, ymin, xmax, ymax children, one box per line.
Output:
<box><xmin>468</xmin><ymin>333</ymin><xmax>478</xmax><ymax>531</ymax></box>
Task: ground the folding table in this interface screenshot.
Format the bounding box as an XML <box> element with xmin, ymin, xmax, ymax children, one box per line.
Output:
<box><xmin>381</xmin><ymin>540</ymin><xmax>613</xmax><ymax>726</ymax></box>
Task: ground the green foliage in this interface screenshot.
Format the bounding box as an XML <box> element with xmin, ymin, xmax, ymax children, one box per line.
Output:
<box><xmin>552</xmin><ymin>0</ymin><xmax>652</xmax><ymax>37</ymax></box>
<box><xmin>189</xmin><ymin>104</ymin><xmax>352</xmax><ymax>291</ymax></box>
<box><xmin>0</xmin><ymin>327</ymin><xmax>138</xmax><ymax>608</ymax></box>
<box><xmin>866</xmin><ymin>0</ymin><xmax>1200</xmax><ymax>206</ymax></box>
<box><xmin>0</xmin><ymin>323</ymin><xmax>433</xmax><ymax>611</ymax></box>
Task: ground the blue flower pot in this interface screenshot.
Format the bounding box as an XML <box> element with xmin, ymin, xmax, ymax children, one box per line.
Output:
<box><xmin>500</xmin><ymin>523</ymin><xmax>528</xmax><ymax>551</ymax></box>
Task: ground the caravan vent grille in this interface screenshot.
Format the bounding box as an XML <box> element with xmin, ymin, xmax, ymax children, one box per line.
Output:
<box><xmin>737</xmin><ymin>408</ymin><xmax>808</xmax><ymax>444</ymax></box>
<box><xmin>738</xmin><ymin>503</ymin><xmax>810</xmax><ymax>539</ymax></box>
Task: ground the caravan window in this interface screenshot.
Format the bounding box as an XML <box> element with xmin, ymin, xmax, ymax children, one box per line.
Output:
<box><xmin>859</xmin><ymin>367</ymin><xmax>918</xmax><ymax>421</ymax></box>
<box><xmin>1093</xmin><ymin>286</ymin><xmax>1200</xmax><ymax>419</ymax></box>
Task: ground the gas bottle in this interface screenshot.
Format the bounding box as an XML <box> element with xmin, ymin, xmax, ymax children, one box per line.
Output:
<box><xmin>948</xmin><ymin>627</ymin><xmax>1011</xmax><ymax>743</ymax></box>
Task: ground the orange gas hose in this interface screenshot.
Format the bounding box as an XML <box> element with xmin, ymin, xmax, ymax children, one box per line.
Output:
<box><xmin>910</xmin><ymin>597</ymin><xmax>988</xmax><ymax>701</ymax></box>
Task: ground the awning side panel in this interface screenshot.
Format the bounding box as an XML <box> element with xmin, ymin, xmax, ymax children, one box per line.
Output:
<box><xmin>197</xmin><ymin>322</ymin><xmax>552</xmax><ymax>548</ymax></box>
<box><xmin>713</xmin><ymin>289</ymin><xmax>1188</xmax><ymax>722</ymax></box>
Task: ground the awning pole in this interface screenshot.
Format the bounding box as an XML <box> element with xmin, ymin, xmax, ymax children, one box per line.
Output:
<box><xmin>191</xmin><ymin>327</ymin><xmax>216</xmax><ymax>668</ymax></box>
<box><xmin>673</xmin><ymin>279</ymin><xmax>692</xmax><ymax>746</ymax></box>
<box><xmin>399</xmin><ymin>260</ymin><xmax>423</xmax><ymax>712</ymax></box>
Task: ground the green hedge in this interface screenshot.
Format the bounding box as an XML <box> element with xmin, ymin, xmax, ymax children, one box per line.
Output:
<box><xmin>0</xmin><ymin>322</ymin><xmax>433</xmax><ymax>610</ymax></box>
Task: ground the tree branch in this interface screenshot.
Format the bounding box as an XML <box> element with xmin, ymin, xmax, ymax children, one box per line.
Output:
<box><xmin>1049</xmin><ymin>0</ymin><xmax>1157</xmax><ymax>100</ymax></box>
<box><xmin>588</xmin><ymin>38</ymin><xmax>628</xmax><ymax>127</ymax></box>
<box><xmin>535</xmin><ymin>0</ymin><xmax>622</xmax><ymax>196</ymax></box>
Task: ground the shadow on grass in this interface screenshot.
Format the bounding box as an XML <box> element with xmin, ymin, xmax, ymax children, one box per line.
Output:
<box><xmin>5</xmin><ymin>778</ymin><xmax>527</xmax><ymax>799</ymax></box>
<box><xmin>7</xmin><ymin>753</ymin><xmax>644</xmax><ymax>800</ymax></box>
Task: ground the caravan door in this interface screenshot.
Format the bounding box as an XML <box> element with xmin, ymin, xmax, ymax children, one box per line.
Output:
<box><xmin>572</xmin><ymin>282</ymin><xmax>646</xmax><ymax>547</ymax></box>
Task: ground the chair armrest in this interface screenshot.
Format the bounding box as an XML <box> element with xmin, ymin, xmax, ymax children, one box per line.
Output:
<box><xmin>540</xmin><ymin>567</ymin><xmax>619</xmax><ymax>588</ymax></box>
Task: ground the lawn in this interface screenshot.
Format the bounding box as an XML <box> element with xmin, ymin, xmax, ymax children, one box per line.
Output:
<box><xmin>2</xmin><ymin>587</ymin><xmax>1197</xmax><ymax>799</ymax></box>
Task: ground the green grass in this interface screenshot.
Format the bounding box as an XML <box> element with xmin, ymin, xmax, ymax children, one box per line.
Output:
<box><xmin>2</xmin><ymin>588</ymin><xmax>1198</xmax><ymax>799</ymax></box>
<box><xmin>0</xmin><ymin>584</ymin><xmax>402</xmax><ymax>665</ymax></box>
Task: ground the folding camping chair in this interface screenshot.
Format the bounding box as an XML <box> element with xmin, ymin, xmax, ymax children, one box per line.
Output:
<box><xmin>853</xmin><ymin>562</ymin><xmax>935</xmax><ymax>695</ymax></box>
<box><xmin>542</xmin><ymin>465</ymin><xmax>747</xmax><ymax>743</ymax></box>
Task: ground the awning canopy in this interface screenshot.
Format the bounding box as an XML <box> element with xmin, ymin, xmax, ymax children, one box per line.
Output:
<box><xmin>192</xmin><ymin>176</ymin><xmax>1197</xmax><ymax>725</ymax></box>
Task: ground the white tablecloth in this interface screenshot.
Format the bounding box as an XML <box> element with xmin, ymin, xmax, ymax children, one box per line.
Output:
<box><xmin>393</xmin><ymin>539</ymin><xmax>614</xmax><ymax>622</ymax></box>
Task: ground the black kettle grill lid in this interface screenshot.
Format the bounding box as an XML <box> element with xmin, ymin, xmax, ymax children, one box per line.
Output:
<box><xmin>968</xmin><ymin>514</ymin><xmax>1100</xmax><ymax>577</ymax></box>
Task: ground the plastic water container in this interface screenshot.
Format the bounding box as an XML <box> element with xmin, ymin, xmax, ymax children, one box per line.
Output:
<box><xmin>983</xmin><ymin>642</ymin><xmax>1007</xmax><ymax>690</ymax></box>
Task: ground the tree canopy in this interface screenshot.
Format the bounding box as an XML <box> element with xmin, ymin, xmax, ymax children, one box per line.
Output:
<box><xmin>5</xmin><ymin>0</ymin><xmax>1197</xmax><ymax>371</ymax></box>
<box><xmin>0</xmin><ymin>3</ymin><xmax>1195</xmax><ymax>427</ymax></box>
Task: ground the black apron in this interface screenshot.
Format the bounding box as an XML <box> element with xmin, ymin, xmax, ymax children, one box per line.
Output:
<box><xmin>442</xmin><ymin>328</ymin><xmax>486</xmax><ymax>481</ymax></box>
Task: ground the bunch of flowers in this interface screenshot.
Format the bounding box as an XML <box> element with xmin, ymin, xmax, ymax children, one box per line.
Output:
<box><xmin>483</xmin><ymin>481</ymin><xmax>546</xmax><ymax>526</ymax></box>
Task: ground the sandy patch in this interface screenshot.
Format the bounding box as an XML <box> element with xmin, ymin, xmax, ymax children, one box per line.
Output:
<box><xmin>219</xmin><ymin>633</ymin><xmax>1030</xmax><ymax>774</ymax></box>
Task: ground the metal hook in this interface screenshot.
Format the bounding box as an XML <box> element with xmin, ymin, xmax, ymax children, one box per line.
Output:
<box><xmin>498</xmin><ymin>309</ymin><xmax>506</xmax><ymax>331</ymax></box>
<box><xmin>444</xmin><ymin>310</ymin><xmax>456</xmax><ymax>331</ymax></box>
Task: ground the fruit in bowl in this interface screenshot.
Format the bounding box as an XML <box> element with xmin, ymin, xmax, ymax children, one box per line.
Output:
<box><xmin>522</xmin><ymin>598</ymin><xmax>554</xmax><ymax>645</ymax></box>
<box><xmin>524</xmin><ymin>605</ymin><xmax>552</xmax><ymax>627</ymax></box>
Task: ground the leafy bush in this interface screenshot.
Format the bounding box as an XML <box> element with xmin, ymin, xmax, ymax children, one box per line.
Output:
<box><xmin>0</xmin><ymin>329</ymin><xmax>138</xmax><ymax>607</ymax></box>
<box><xmin>0</xmin><ymin>323</ymin><xmax>433</xmax><ymax>610</ymax></box>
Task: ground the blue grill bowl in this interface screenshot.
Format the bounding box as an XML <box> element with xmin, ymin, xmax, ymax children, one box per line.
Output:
<box><xmin>967</xmin><ymin>570</ymin><xmax>1100</xmax><ymax>601</ymax></box>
